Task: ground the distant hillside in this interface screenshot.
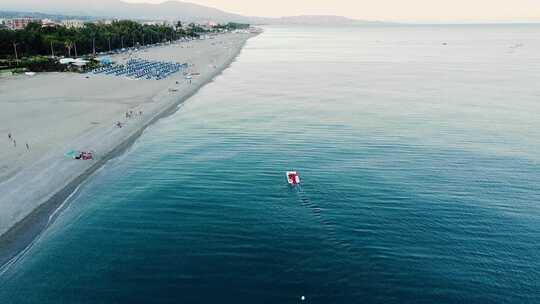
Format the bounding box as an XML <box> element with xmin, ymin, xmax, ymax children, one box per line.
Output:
<box><xmin>0</xmin><ymin>0</ymin><xmax>252</xmax><ymax>23</ymax></box>
<box><xmin>269</xmin><ymin>15</ymin><xmax>386</xmax><ymax>26</ymax></box>
<box><xmin>0</xmin><ymin>0</ymin><xmax>384</xmax><ymax>25</ymax></box>
<box><xmin>0</xmin><ymin>10</ymin><xmax>95</xmax><ymax>21</ymax></box>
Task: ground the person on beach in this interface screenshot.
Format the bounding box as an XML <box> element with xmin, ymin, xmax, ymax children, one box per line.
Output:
<box><xmin>8</xmin><ymin>132</ymin><xmax>12</xmax><ymax>141</ymax></box>
<box><xmin>26</xmin><ymin>142</ymin><xmax>30</xmax><ymax>150</ymax></box>
<box><xmin>13</xmin><ymin>139</ymin><xmax>16</xmax><ymax>147</ymax></box>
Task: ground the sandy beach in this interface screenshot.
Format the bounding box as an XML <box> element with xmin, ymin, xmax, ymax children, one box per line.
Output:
<box><xmin>0</xmin><ymin>31</ymin><xmax>258</xmax><ymax>265</ymax></box>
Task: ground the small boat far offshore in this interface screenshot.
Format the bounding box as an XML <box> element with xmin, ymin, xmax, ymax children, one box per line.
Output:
<box><xmin>286</xmin><ymin>171</ymin><xmax>300</xmax><ymax>185</ymax></box>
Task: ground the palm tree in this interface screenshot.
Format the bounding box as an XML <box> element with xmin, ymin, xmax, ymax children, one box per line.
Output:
<box><xmin>12</xmin><ymin>42</ymin><xmax>19</xmax><ymax>66</ymax></box>
<box><xmin>64</xmin><ymin>40</ymin><xmax>74</xmax><ymax>57</ymax></box>
<box><xmin>92</xmin><ymin>34</ymin><xmax>96</xmax><ymax>56</ymax></box>
<box><xmin>43</xmin><ymin>35</ymin><xmax>58</xmax><ymax>57</ymax></box>
<box><xmin>103</xmin><ymin>30</ymin><xmax>113</xmax><ymax>53</ymax></box>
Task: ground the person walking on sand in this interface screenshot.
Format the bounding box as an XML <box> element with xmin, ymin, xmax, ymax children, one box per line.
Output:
<box><xmin>8</xmin><ymin>132</ymin><xmax>12</xmax><ymax>141</ymax></box>
<box><xmin>26</xmin><ymin>142</ymin><xmax>30</xmax><ymax>151</ymax></box>
<box><xmin>13</xmin><ymin>139</ymin><xmax>16</xmax><ymax>147</ymax></box>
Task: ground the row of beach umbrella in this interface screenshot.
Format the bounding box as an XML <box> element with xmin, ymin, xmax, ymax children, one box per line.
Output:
<box><xmin>91</xmin><ymin>59</ymin><xmax>187</xmax><ymax>80</ymax></box>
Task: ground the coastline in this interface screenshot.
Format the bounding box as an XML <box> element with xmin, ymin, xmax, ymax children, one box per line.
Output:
<box><xmin>0</xmin><ymin>31</ymin><xmax>259</xmax><ymax>268</ymax></box>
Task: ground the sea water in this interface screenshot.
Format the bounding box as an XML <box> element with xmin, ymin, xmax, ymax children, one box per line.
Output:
<box><xmin>1</xmin><ymin>25</ymin><xmax>540</xmax><ymax>303</ymax></box>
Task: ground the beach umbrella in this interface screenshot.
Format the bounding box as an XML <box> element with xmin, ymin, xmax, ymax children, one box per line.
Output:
<box><xmin>64</xmin><ymin>150</ymin><xmax>77</xmax><ymax>158</ymax></box>
<box><xmin>97</xmin><ymin>57</ymin><xmax>113</xmax><ymax>65</ymax></box>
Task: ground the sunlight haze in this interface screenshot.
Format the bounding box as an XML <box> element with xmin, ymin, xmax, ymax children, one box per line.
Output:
<box><xmin>123</xmin><ymin>0</ymin><xmax>540</xmax><ymax>22</ymax></box>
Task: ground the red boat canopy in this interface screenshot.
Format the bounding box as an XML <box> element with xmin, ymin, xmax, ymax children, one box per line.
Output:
<box><xmin>288</xmin><ymin>172</ymin><xmax>299</xmax><ymax>184</ymax></box>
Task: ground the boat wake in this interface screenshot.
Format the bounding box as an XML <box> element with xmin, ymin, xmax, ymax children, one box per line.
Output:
<box><xmin>292</xmin><ymin>185</ymin><xmax>350</xmax><ymax>250</ymax></box>
<box><xmin>291</xmin><ymin>184</ymin><xmax>354</xmax><ymax>295</ymax></box>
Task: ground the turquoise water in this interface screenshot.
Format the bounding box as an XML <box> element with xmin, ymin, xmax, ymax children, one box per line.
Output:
<box><xmin>1</xmin><ymin>25</ymin><xmax>540</xmax><ymax>303</ymax></box>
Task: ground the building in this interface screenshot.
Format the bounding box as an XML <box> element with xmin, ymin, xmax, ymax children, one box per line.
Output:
<box><xmin>41</xmin><ymin>18</ymin><xmax>59</xmax><ymax>27</ymax></box>
<box><xmin>198</xmin><ymin>21</ymin><xmax>218</xmax><ymax>31</ymax></box>
<box><xmin>6</xmin><ymin>18</ymin><xmax>40</xmax><ymax>30</ymax></box>
<box><xmin>94</xmin><ymin>19</ymin><xmax>113</xmax><ymax>25</ymax></box>
<box><xmin>142</xmin><ymin>20</ymin><xmax>169</xmax><ymax>26</ymax></box>
<box><xmin>62</xmin><ymin>19</ymin><xmax>85</xmax><ymax>29</ymax></box>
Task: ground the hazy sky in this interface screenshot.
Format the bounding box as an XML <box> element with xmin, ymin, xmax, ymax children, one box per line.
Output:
<box><xmin>123</xmin><ymin>0</ymin><xmax>540</xmax><ymax>22</ymax></box>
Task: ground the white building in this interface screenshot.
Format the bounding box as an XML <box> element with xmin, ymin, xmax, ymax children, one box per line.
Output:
<box><xmin>62</xmin><ymin>19</ymin><xmax>85</xmax><ymax>29</ymax></box>
<box><xmin>41</xmin><ymin>18</ymin><xmax>59</xmax><ymax>27</ymax></box>
<box><xmin>142</xmin><ymin>20</ymin><xmax>170</xmax><ymax>26</ymax></box>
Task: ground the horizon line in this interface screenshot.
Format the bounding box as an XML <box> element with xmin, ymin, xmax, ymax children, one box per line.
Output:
<box><xmin>1</xmin><ymin>9</ymin><xmax>539</xmax><ymax>25</ymax></box>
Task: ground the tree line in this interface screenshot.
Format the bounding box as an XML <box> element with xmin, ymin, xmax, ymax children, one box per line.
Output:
<box><xmin>0</xmin><ymin>20</ymin><xmax>236</xmax><ymax>60</ymax></box>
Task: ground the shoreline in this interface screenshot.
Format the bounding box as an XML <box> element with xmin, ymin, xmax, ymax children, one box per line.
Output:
<box><xmin>0</xmin><ymin>31</ymin><xmax>259</xmax><ymax>268</ymax></box>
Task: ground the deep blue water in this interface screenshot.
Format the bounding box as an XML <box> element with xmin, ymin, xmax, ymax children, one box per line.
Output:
<box><xmin>1</xmin><ymin>25</ymin><xmax>540</xmax><ymax>303</ymax></box>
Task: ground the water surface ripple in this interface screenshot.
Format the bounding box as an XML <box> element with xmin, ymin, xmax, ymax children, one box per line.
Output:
<box><xmin>1</xmin><ymin>25</ymin><xmax>540</xmax><ymax>303</ymax></box>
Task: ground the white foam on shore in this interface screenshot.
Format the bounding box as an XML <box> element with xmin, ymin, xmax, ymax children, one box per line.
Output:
<box><xmin>48</xmin><ymin>184</ymin><xmax>81</xmax><ymax>223</ymax></box>
<box><xmin>0</xmin><ymin>181</ymin><xmax>82</xmax><ymax>276</ymax></box>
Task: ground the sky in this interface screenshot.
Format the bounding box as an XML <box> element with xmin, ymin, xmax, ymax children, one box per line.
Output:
<box><xmin>123</xmin><ymin>0</ymin><xmax>540</xmax><ymax>22</ymax></box>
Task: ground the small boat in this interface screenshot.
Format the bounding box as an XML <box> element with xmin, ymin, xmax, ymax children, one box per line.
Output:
<box><xmin>286</xmin><ymin>171</ymin><xmax>300</xmax><ymax>185</ymax></box>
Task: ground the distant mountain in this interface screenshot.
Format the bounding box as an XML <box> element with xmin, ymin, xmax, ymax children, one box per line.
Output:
<box><xmin>0</xmin><ymin>0</ymin><xmax>253</xmax><ymax>23</ymax></box>
<box><xmin>0</xmin><ymin>10</ymin><xmax>95</xmax><ymax>21</ymax></box>
<box><xmin>0</xmin><ymin>0</ymin><xmax>383</xmax><ymax>25</ymax></box>
<box><xmin>270</xmin><ymin>15</ymin><xmax>386</xmax><ymax>26</ymax></box>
